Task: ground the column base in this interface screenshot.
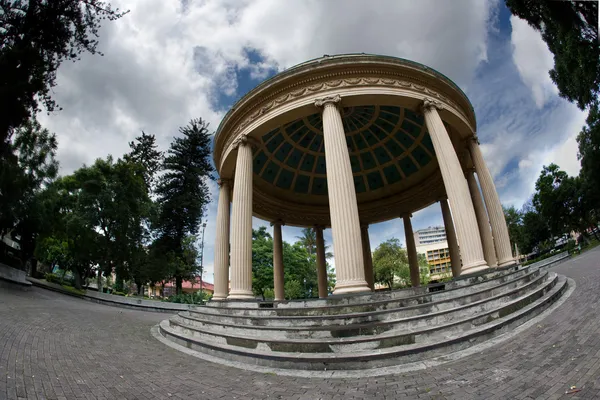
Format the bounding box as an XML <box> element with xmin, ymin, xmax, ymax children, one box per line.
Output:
<box><xmin>211</xmin><ymin>295</ymin><xmax>228</xmax><ymax>301</ymax></box>
<box><xmin>333</xmin><ymin>280</ymin><xmax>371</xmax><ymax>295</ymax></box>
<box><xmin>461</xmin><ymin>261</ymin><xmax>489</xmax><ymax>275</ymax></box>
<box><xmin>227</xmin><ymin>290</ymin><xmax>254</xmax><ymax>300</ymax></box>
<box><xmin>498</xmin><ymin>258</ymin><xmax>516</xmax><ymax>268</ymax></box>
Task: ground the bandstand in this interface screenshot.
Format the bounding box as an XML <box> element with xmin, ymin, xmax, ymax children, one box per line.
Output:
<box><xmin>157</xmin><ymin>54</ymin><xmax>568</xmax><ymax>373</ymax></box>
<box><xmin>212</xmin><ymin>53</ymin><xmax>514</xmax><ymax>300</ymax></box>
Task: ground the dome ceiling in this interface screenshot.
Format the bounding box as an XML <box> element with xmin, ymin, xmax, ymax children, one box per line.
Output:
<box><xmin>253</xmin><ymin>105</ymin><xmax>436</xmax><ymax>196</ymax></box>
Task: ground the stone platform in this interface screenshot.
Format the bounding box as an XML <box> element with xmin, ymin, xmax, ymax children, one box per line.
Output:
<box><xmin>158</xmin><ymin>255</ymin><xmax>570</xmax><ymax>372</ymax></box>
<box><xmin>1</xmin><ymin>249</ymin><xmax>600</xmax><ymax>399</ymax></box>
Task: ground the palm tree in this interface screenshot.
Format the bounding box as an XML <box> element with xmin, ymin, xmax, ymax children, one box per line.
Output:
<box><xmin>296</xmin><ymin>228</ymin><xmax>317</xmax><ymax>256</ymax></box>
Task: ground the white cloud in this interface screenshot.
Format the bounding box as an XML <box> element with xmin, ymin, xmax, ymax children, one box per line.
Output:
<box><xmin>35</xmin><ymin>0</ymin><xmax>522</xmax><ymax>283</ymax></box>
<box><xmin>510</xmin><ymin>15</ymin><xmax>558</xmax><ymax>109</ymax></box>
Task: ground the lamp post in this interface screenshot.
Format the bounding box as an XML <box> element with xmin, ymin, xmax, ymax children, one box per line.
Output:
<box><xmin>199</xmin><ymin>221</ymin><xmax>207</xmax><ymax>296</ymax></box>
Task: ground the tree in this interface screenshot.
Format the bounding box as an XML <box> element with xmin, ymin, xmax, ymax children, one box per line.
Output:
<box><xmin>251</xmin><ymin>227</ymin><xmax>274</xmax><ymax>300</ymax></box>
<box><xmin>154</xmin><ymin>118</ymin><xmax>214</xmax><ymax>293</ymax></box>
<box><xmin>296</xmin><ymin>228</ymin><xmax>316</xmax><ymax>256</ymax></box>
<box><xmin>577</xmin><ymin>102</ymin><xmax>600</xmax><ymax>230</ymax></box>
<box><xmin>418</xmin><ymin>253</ymin><xmax>430</xmax><ymax>286</ymax></box>
<box><xmin>0</xmin><ymin>0</ymin><xmax>128</xmax><ymax>153</ymax></box>
<box><xmin>533</xmin><ymin>164</ymin><xmax>573</xmax><ymax>237</ymax></box>
<box><xmin>0</xmin><ymin>119</ymin><xmax>59</xmax><ymax>272</ymax></box>
<box><xmin>505</xmin><ymin>0</ymin><xmax>599</xmax><ymax>110</ymax></box>
<box><xmin>124</xmin><ymin>131</ymin><xmax>163</xmax><ymax>192</ymax></box>
<box><xmin>372</xmin><ymin>238</ymin><xmax>409</xmax><ymax>289</ymax></box>
<box><xmin>520</xmin><ymin>201</ymin><xmax>551</xmax><ymax>254</ymax></box>
<box><xmin>503</xmin><ymin>205</ymin><xmax>524</xmax><ymax>256</ymax></box>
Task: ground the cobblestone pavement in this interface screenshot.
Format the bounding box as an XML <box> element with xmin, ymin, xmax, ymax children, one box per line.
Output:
<box><xmin>1</xmin><ymin>249</ymin><xmax>600</xmax><ymax>400</ymax></box>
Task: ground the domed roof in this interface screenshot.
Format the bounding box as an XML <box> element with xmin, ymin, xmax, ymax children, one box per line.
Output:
<box><xmin>254</xmin><ymin>105</ymin><xmax>435</xmax><ymax>196</ymax></box>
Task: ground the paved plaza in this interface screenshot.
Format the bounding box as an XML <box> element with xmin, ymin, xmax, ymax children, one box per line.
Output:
<box><xmin>1</xmin><ymin>249</ymin><xmax>600</xmax><ymax>400</ymax></box>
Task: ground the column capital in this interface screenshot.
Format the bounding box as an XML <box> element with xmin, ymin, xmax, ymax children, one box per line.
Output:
<box><xmin>232</xmin><ymin>134</ymin><xmax>259</xmax><ymax>150</ymax></box>
<box><xmin>313</xmin><ymin>224</ymin><xmax>325</xmax><ymax>231</ymax></box>
<box><xmin>270</xmin><ymin>219</ymin><xmax>285</xmax><ymax>227</ymax></box>
<box><xmin>360</xmin><ymin>223</ymin><xmax>369</xmax><ymax>230</ymax></box>
<box><xmin>401</xmin><ymin>213</ymin><xmax>413</xmax><ymax>219</ymax></box>
<box><xmin>217</xmin><ymin>178</ymin><xmax>231</xmax><ymax>187</ymax></box>
<box><xmin>314</xmin><ymin>94</ymin><xmax>342</xmax><ymax>109</ymax></box>
<box><xmin>469</xmin><ymin>134</ymin><xmax>481</xmax><ymax>145</ymax></box>
<box><xmin>421</xmin><ymin>97</ymin><xmax>443</xmax><ymax>113</ymax></box>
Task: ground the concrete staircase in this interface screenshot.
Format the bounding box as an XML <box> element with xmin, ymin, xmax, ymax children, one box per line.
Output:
<box><xmin>158</xmin><ymin>263</ymin><xmax>568</xmax><ymax>371</ymax></box>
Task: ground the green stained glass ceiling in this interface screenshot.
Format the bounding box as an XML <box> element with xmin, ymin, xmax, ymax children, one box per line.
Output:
<box><xmin>253</xmin><ymin>105</ymin><xmax>435</xmax><ymax>195</ymax></box>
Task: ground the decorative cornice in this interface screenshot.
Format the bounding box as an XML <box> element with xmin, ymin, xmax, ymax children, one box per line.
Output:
<box><xmin>314</xmin><ymin>94</ymin><xmax>342</xmax><ymax>108</ymax></box>
<box><xmin>216</xmin><ymin>74</ymin><xmax>475</xmax><ymax>166</ymax></box>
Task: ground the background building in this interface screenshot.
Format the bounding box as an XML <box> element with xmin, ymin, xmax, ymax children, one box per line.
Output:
<box><xmin>415</xmin><ymin>226</ymin><xmax>452</xmax><ymax>279</ymax></box>
<box><xmin>414</xmin><ymin>226</ymin><xmax>447</xmax><ymax>246</ymax></box>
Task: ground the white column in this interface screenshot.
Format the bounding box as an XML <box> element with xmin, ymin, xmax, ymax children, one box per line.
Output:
<box><xmin>422</xmin><ymin>98</ymin><xmax>488</xmax><ymax>274</ymax></box>
<box><xmin>315</xmin><ymin>226</ymin><xmax>328</xmax><ymax>299</ymax></box>
<box><xmin>360</xmin><ymin>225</ymin><xmax>375</xmax><ymax>290</ymax></box>
<box><xmin>468</xmin><ymin>136</ymin><xmax>515</xmax><ymax>267</ymax></box>
<box><xmin>466</xmin><ymin>169</ymin><xmax>498</xmax><ymax>267</ymax></box>
<box><xmin>212</xmin><ymin>179</ymin><xmax>231</xmax><ymax>300</ymax></box>
<box><xmin>272</xmin><ymin>221</ymin><xmax>285</xmax><ymax>301</ymax></box>
<box><xmin>315</xmin><ymin>95</ymin><xmax>370</xmax><ymax>294</ymax></box>
<box><xmin>228</xmin><ymin>136</ymin><xmax>254</xmax><ymax>299</ymax></box>
<box><xmin>403</xmin><ymin>215</ymin><xmax>420</xmax><ymax>287</ymax></box>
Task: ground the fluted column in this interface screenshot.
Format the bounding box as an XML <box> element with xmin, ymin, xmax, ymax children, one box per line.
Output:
<box><xmin>360</xmin><ymin>225</ymin><xmax>375</xmax><ymax>290</ymax></box>
<box><xmin>440</xmin><ymin>199</ymin><xmax>462</xmax><ymax>277</ymax></box>
<box><xmin>468</xmin><ymin>136</ymin><xmax>515</xmax><ymax>267</ymax></box>
<box><xmin>212</xmin><ymin>179</ymin><xmax>231</xmax><ymax>300</ymax></box>
<box><xmin>466</xmin><ymin>169</ymin><xmax>498</xmax><ymax>267</ymax></box>
<box><xmin>315</xmin><ymin>95</ymin><xmax>370</xmax><ymax>294</ymax></box>
<box><xmin>228</xmin><ymin>136</ymin><xmax>254</xmax><ymax>299</ymax></box>
<box><xmin>422</xmin><ymin>99</ymin><xmax>488</xmax><ymax>274</ymax></box>
<box><xmin>403</xmin><ymin>215</ymin><xmax>420</xmax><ymax>287</ymax></box>
<box><xmin>272</xmin><ymin>221</ymin><xmax>285</xmax><ymax>301</ymax></box>
<box><xmin>315</xmin><ymin>226</ymin><xmax>328</xmax><ymax>298</ymax></box>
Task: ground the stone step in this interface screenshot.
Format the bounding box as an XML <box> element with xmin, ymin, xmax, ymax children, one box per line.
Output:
<box><xmin>158</xmin><ymin>274</ymin><xmax>567</xmax><ymax>370</ymax></box>
<box><xmin>165</xmin><ymin>273</ymin><xmax>557</xmax><ymax>354</ymax></box>
<box><xmin>203</xmin><ymin>264</ymin><xmax>525</xmax><ymax>315</ymax></box>
<box><xmin>175</xmin><ymin>269</ymin><xmax>549</xmax><ymax>337</ymax></box>
<box><xmin>189</xmin><ymin>266</ymin><xmax>542</xmax><ymax>323</ymax></box>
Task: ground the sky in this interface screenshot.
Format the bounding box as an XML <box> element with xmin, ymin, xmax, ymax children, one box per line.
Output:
<box><xmin>38</xmin><ymin>0</ymin><xmax>588</xmax><ymax>284</ymax></box>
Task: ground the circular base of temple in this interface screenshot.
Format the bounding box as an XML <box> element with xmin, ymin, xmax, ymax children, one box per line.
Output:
<box><xmin>461</xmin><ymin>263</ymin><xmax>489</xmax><ymax>275</ymax></box>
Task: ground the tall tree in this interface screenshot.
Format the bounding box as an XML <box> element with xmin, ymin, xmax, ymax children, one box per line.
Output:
<box><xmin>155</xmin><ymin>118</ymin><xmax>214</xmax><ymax>293</ymax></box>
<box><xmin>0</xmin><ymin>0</ymin><xmax>128</xmax><ymax>153</ymax></box>
<box><xmin>505</xmin><ymin>0</ymin><xmax>599</xmax><ymax>109</ymax></box>
<box><xmin>296</xmin><ymin>228</ymin><xmax>317</xmax><ymax>256</ymax></box>
<box><xmin>252</xmin><ymin>227</ymin><xmax>273</xmax><ymax>300</ymax></box>
<box><xmin>124</xmin><ymin>131</ymin><xmax>163</xmax><ymax>192</ymax></box>
<box><xmin>503</xmin><ymin>205</ymin><xmax>524</xmax><ymax>256</ymax></box>
<box><xmin>577</xmin><ymin>102</ymin><xmax>600</xmax><ymax>227</ymax></box>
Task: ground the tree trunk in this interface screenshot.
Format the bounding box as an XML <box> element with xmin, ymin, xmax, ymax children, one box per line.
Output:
<box><xmin>74</xmin><ymin>270</ymin><xmax>82</xmax><ymax>290</ymax></box>
<box><xmin>97</xmin><ymin>272</ymin><xmax>103</xmax><ymax>293</ymax></box>
<box><xmin>175</xmin><ymin>275</ymin><xmax>183</xmax><ymax>295</ymax></box>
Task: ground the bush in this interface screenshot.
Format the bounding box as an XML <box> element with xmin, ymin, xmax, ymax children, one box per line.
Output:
<box><xmin>112</xmin><ymin>291</ymin><xmax>126</xmax><ymax>296</ymax></box>
<box><xmin>164</xmin><ymin>291</ymin><xmax>208</xmax><ymax>305</ymax></box>
<box><xmin>44</xmin><ymin>273</ymin><xmax>61</xmax><ymax>284</ymax></box>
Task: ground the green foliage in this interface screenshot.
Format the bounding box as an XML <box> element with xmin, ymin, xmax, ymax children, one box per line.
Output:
<box><xmin>505</xmin><ymin>0</ymin><xmax>599</xmax><ymax>109</ymax></box>
<box><xmin>418</xmin><ymin>253</ymin><xmax>430</xmax><ymax>286</ymax></box>
<box><xmin>252</xmin><ymin>227</ymin><xmax>274</xmax><ymax>299</ymax></box>
<box><xmin>0</xmin><ymin>119</ymin><xmax>59</xmax><ymax>270</ymax></box>
<box><xmin>0</xmin><ymin>0</ymin><xmax>128</xmax><ymax>148</ymax></box>
<box><xmin>154</xmin><ymin>119</ymin><xmax>214</xmax><ymax>294</ymax></box>
<box><xmin>373</xmin><ymin>238</ymin><xmax>409</xmax><ymax>289</ymax></box>
<box><xmin>44</xmin><ymin>272</ymin><xmax>61</xmax><ymax>284</ymax></box>
<box><xmin>284</xmin><ymin>280</ymin><xmax>304</xmax><ymax>300</ymax></box>
<box><xmin>164</xmin><ymin>291</ymin><xmax>208</xmax><ymax>304</ymax></box>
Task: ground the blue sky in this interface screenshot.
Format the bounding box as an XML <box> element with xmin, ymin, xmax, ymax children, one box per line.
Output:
<box><xmin>39</xmin><ymin>0</ymin><xmax>587</xmax><ymax>283</ymax></box>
